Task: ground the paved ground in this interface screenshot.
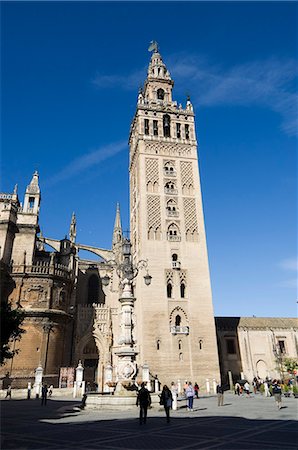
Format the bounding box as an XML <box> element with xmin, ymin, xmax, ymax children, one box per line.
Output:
<box><xmin>1</xmin><ymin>393</ymin><xmax>297</xmax><ymax>449</ymax></box>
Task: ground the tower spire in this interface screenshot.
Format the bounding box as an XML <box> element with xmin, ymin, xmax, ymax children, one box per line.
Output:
<box><xmin>69</xmin><ymin>212</ymin><xmax>76</xmax><ymax>243</ymax></box>
<box><xmin>112</xmin><ymin>203</ymin><xmax>122</xmax><ymax>246</ymax></box>
<box><xmin>23</xmin><ymin>171</ymin><xmax>41</xmax><ymax>214</ymax></box>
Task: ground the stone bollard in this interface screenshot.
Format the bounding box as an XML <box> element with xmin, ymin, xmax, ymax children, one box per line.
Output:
<box><xmin>34</xmin><ymin>365</ymin><xmax>43</xmax><ymax>398</ymax></box>
<box><xmin>206</xmin><ymin>379</ymin><xmax>210</xmax><ymax>395</ymax></box>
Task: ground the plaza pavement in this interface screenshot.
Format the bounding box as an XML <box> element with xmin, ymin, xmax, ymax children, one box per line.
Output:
<box><xmin>1</xmin><ymin>392</ymin><xmax>297</xmax><ymax>450</ymax></box>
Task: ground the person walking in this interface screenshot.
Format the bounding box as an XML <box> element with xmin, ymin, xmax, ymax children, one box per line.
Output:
<box><xmin>234</xmin><ymin>382</ymin><xmax>241</xmax><ymax>396</ymax></box>
<box><xmin>185</xmin><ymin>382</ymin><xmax>195</xmax><ymax>411</ymax></box>
<box><xmin>194</xmin><ymin>382</ymin><xmax>199</xmax><ymax>399</ymax></box>
<box><xmin>136</xmin><ymin>382</ymin><xmax>151</xmax><ymax>425</ymax></box>
<box><xmin>160</xmin><ymin>385</ymin><xmax>173</xmax><ymax>423</ymax></box>
<box><xmin>48</xmin><ymin>385</ymin><xmax>53</xmax><ymax>397</ymax></box>
<box><xmin>41</xmin><ymin>383</ymin><xmax>48</xmax><ymax>406</ymax></box>
<box><xmin>27</xmin><ymin>382</ymin><xmax>31</xmax><ymax>399</ymax></box>
<box><xmin>244</xmin><ymin>381</ymin><xmax>250</xmax><ymax>397</ymax></box>
<box><xmin>5</xmin><ymin>385</ymin><xmax>12</xmax><ymax>399</ymax></box>
<box><xmin>272</xmin><ymin>380</ymin><xmax>282</xmax><ymax>410</ymax></box>
<box><xmin>217</xmin><ymin>382</ymin><xmax>224</xmax><ymax>406</ymax></box>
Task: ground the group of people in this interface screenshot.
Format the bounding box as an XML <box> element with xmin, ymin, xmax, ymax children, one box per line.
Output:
<box><xmin>234</xmin><ymin>381</ymin><xmax>251</xmax><ymax>397</ymax></box>
<box><xmin>136</xmin><ymin>380</ymin><xmax>200</xmax><ymax>424</ymax></box>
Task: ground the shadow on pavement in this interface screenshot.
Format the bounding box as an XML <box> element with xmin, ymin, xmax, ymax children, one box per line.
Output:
<box><xmin>1</xmin><ymin>399</ymin><xmax>298</xmax><ymax>450</ymax></box>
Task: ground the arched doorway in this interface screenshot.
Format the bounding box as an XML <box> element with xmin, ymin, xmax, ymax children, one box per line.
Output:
<box><xmin>256</xmin><ymin>359</ymin><xmax>268</xmax><ymax>379</ymax></box>
<box><xmin>82</xmin><ymin>339</ymin><xmax>99</xmax><ymax>391</ymax></box>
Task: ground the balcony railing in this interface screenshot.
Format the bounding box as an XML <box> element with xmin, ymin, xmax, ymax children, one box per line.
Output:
<box><xmin>170</xmin><ymin>326</ymin><xmax>189</xmax><ymax>335</ymax></box>
<box><xmin>167</xmin><ymin>235</ymin><xmax>181</xmax><ymax>242</ymax></box>
<box><xmin>164</xmin><ymin>188</ymin><xmax>178</xmax><ymax>195</ymax></box>
<box><xmin>12</xmin><ymin>261</ymin><xmax>71</xmax><ymax>279</ymax></box>
<box><xmin>167</xmin><ymin>210</ymin><xmax>179</xmax><ymax>217</ymax></box>
<box><xmin>164</xmin><ymin>170</ymin><xmax>176</xmax><ymax>177</ymax></box>
<box><xmin>171</xmin><ymin>261</ymin><xmax>181</xmax><ymax>269</ymax></box>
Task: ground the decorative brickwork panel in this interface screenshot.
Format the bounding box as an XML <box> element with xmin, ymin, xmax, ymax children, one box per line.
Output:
<box><xmin>145</xmin><ymin>158</ymin><xmax>159</xmax><ymax>184</ymax></box>
<box><xmin>179</xmin><ymin>270</ymin><xmax>187</xmax><ymax>285</ymax></box>
<box><xmin>145</xmin><ymin>142</ymin><xmax>191</xmax><ymax>157</ymax></box>
<box><xmin>180</xmin><ymin>161</ymin><xmax>194</xmax><ymax>187</ymax></box>
<box><xmin>183</xmin><ymin>198</ymin><xmax>198</xmax><ymax>241</ymax></box>
<box><xmin>165</xmin><ymin>270</ymin><xmax>174</xmax><ymax>284</ymax></box>
<box><xmin>147</xmin><ymin>195</ymin><xmax>161</xmax><ymax>229</ymax></box>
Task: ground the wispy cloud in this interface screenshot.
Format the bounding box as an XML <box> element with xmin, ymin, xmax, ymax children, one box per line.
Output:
<box><xmin>92</xmin><ymin>53</ymin><xmax>298</xmax><ymax>136</ymax></box>
<box><xmin>92</xmin><ymin>67</ymin><xmax>146</xmax><ymax>91</ymax></box>
<box><xmin>170</xmin><ymin>55</ymin><xmax>298</xmax><ymax>136</ymax></box>
<box><xmin>277</xmin><ymin>257</ymin><xmax>298</xmax><ymax>290</ymax></box>
<box><xmin>279</xmin><ymin>257</ymin><xmax>298</xmax><ymax>272</ymax></box>
<box><xmin>45</xmin><ymin>140</ymin><xmax>127</xmax><ymax>186</ymax></box>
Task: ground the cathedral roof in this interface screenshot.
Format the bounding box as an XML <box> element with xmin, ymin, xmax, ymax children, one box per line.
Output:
<box><xmin>215</xmin><ymin>316</ymin><xmax>298</xmax><ymax>330</ymax></box>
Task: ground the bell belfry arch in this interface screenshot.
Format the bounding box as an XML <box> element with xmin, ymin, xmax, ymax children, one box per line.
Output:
<box><xmin>129</xmin><ymin>45</ymin><xmax>220</xmax><ymax>386</ymax></box>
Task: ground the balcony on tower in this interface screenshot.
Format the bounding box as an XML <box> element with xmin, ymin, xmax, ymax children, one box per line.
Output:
<box><xmin>165</xmin><ymin>181</ymin><xmax>177</xmax><ymax>195</ymax></box>
<box><xmin>164</xmin><ymin>162</ymin><xmax>176</xmax><ymax>177</ymax></box>
<box><xmin>170</xmin><ymin>325</ymin><xmax>189</xmax><ymax>335</ymax></box>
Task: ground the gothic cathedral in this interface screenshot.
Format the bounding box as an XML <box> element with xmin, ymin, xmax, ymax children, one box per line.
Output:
<box><xmin>0</xmin><ymin>46</ymin><xmax>220</xmax><ymax>390</ymax></box>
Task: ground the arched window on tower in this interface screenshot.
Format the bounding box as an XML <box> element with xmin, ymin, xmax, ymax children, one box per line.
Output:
<box><xmin>167</xmin><ymin>282</ymin><xmax>172</xmax><ymax>298</ymax></box>
<box><xmin>157</xmin><ymin>340</ymin><xmax>161</xmax><ymax>350</ymax></box>
<box><xmin>87</xmin><ymin>274</ymin><xmax>99</xmax><ymax>304</ymax></box>
<box><xmin>175</xmin><ymin>315</ymin><xmax>181</xmax><ymax>326</ymax></box>
<box><xmin>157</xmin><ymin>88</ymin><xmax>165</xmax><ymax>100</ymax></box>
<box><xmin>180</xmin><ymin>282</ymin><xmax>186</xmax><ymax>298</ymax></box>
<box><xmin>163</xmin><ymin>114</ymin><xmax>171</xmax><ymax>137</ymax></box>
<box><xmin>164</xmin><ymin>162</ymin><xmax>175</xmax><ymax>176</ymax></box>
<box><xmin>178</xmin><ymin>340</ymin><xmax>182</xmax><ymax>350</ymax></box>
<box><xmin>167</xmin><ymin>223</ymin><xmax>180</xmax><ymax>241</ymax></box>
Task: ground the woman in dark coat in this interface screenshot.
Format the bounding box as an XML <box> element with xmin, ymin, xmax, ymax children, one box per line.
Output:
<box><xmin>160</xmin><ymin>385</ymin><xmax>173</xmax><ymax>423</ymax></box>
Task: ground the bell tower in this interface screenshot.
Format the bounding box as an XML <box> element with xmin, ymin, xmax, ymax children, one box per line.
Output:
<box><xmin>129</xmin><ymin>45</ymin><xmax>220</xmax><ymax>387</ymax></box>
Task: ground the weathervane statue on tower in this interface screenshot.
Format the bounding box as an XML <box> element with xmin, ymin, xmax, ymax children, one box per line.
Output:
<box><xmin>148</xmin><ymin>40</ymin><xmax>158</xmax><ymax>53</ymax></box>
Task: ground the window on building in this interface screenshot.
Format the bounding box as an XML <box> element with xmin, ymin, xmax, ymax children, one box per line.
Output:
<box><xmin>176</xmin><ymin>123</ymin><xmax>181</xmax><ymax>138</ymax></box>
<box><xmin>87</xmin><ymin>274</ymin><xmax>99</xmax><ymax>304</ymax></box>
<box><xmin>167</xmin><ymin>283</ymin><xmax>172</xmax><ymax>298</ymax></box>
<box><xmin>157</xmin><ymin>340</ymin><xmax>160</xmax><ymax>350</ymax></box>
<box><xmin>153</xmin><ymin>120</ymin><xmax>158</xmax><ymax>136</ymax></box>
<box><xmin>185</xmin><ymin>124</ymin><xmax>190</xmax><ymax>140</ymax></box>
<box><xmin>163</xmin><ymin>114</ymin><xmax>171</xmax><ymax>137</ymax></box>
<box><xmin>165</xmin><ymin>181</ymin><xmax>175</xmax><ymax>190</ymax></box>
<box><xmin>180</xmin><ymin>282</ymin><xmax>186</xmax><ymax>298</ymax></box>
<box><xmin>164</xmin><ymin>162</ymin><xmax>175</xmax><ymax>176</ymax></box>
<box><xmin>199</xmin><ymin>339</ymin><xmax>203</xmax><ymax>350</ymax></box>
<box><xmin>144</xmin><ymin>119</ymin><xmax>149</xmax><ymax>135</ymax></box>
<box><xmin>172</xmin><ymin>254</ymin><xmax>178</xmax><ymax>262</ymax></box>
<box><xmin>178</xmin><ymin>340</ymin><xmax>182</xmax><ymax>350</ymax></box>
<box><xmin>168</xmin><ymin>223</ymin><xmax>179</xmax><ymax>236</ymax></box>
<box><xmin>226</xmin><ymin>339</ymin><xmax>236</xmax><ymax>354</ymax></box>
<box><xmin>278</xmin><ymin>340</ymin><xmax>286</xmax><ymax>354</ymax></box>
<box><xmin>175</xmin><ymin>315</ymin><xmax>181</xmax><ymax>326</ymax></box>
<box><xmin>29</xmin><ymin>197</ymin><xmax>35</xmax><ymax>208</ymax></box>
<box><xmin>157</xmin><ymin>88</ymin><xmax>165</xmax><ymax>100</ymax></box>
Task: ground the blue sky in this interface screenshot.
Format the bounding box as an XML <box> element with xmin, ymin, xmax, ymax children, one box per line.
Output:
<box><xmin>1</xmin><ymin>2</ymin><xmax>297</xmax><ymax>317</ymax></box>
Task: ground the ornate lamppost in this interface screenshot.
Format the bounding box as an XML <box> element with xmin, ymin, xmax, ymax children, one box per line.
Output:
<box><xmin>101</xmin><ymin>238</ymin><xmax>151</xmax><ymax>389</ymax></box>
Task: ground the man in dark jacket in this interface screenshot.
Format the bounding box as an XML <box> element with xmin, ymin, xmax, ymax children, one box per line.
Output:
<box><xmin>216</xmin><ymin>382</ymin><xmax>224</xmax><ymax>406</ymax></box>
<box><xmin>136</xmin><ymin>382</ymin><xmax>151</xmax><ymax>424</ymax></box>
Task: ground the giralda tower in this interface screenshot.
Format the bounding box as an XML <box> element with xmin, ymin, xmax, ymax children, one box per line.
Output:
<box><xmin>129</xmin><ymin>45</ymin><xmax>220</xmax><ymax>386</ymax></box>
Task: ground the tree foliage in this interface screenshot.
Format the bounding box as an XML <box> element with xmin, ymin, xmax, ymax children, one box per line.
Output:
<box><xmin>283</xmin><ymin>357</ymin><xmax>298</xmax><ymax>375</ymax></box>
<box><xmin>0</xmin><ymin>301</ymin><xmax>25</xmax><ymax>365</ymax></box>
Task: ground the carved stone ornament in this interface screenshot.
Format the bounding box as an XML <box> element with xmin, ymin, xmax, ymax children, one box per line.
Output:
<box><xmin>120</xmin><ymin>361</ymin><xmax>136</xmax><ymax>380</ymax></box>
